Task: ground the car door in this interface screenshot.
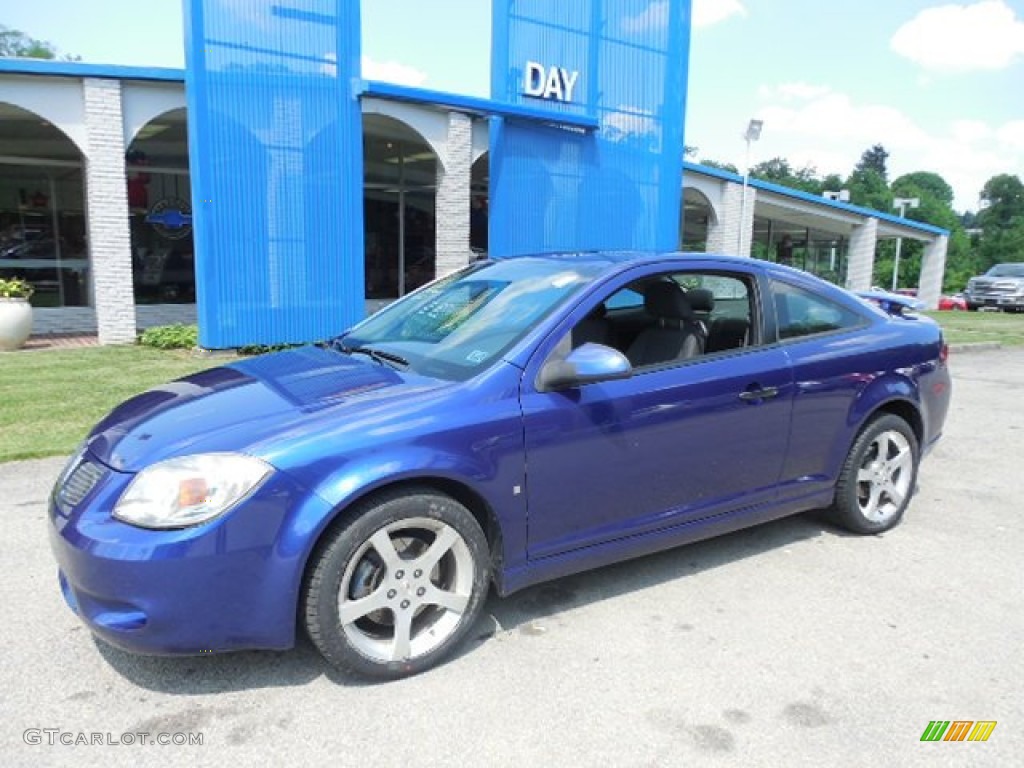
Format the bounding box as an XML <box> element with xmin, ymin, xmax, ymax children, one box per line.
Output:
<box><xmin>519</xmin><ymin>263</ymin><xmax>795</xmax><ymax>560</ymax></box>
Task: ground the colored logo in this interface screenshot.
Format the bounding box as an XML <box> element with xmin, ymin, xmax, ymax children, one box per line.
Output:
<box><xmin>920</xmin><ymin>721</ymin><xmax>997</xmax><ymax>742</ymax></box>
<box><xmin>145</xmin><ymin>198</ymin><xmax>193</xmax><ymax>240</ymax></box>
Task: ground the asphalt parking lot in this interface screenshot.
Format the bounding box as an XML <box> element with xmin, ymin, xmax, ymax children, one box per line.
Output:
<box><xmin>1</xmin><ymin>347</ymin><xmax>1021</xmax><ymax>767</ymax></box>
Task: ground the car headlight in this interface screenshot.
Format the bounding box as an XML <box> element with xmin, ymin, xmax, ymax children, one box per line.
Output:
<box><xmin>112</xmin><ymin>453</ymin><xmax>273</xmax><ymax>529</ymax></box>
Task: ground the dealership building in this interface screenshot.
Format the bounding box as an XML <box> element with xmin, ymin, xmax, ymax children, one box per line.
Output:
<box><xmin>0</xmin><ymin>2</ymin><xmax>949</xmax><ymax>347</ymax></box>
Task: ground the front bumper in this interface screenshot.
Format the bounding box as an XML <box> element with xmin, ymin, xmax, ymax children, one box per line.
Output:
<box><xmin>964</xmin><ymin>293</ymin><xmax>1024</xmax><ymax>309</ymax></box>
<box><xmin>48</xmin><ymin>451</ymin><xmax>333</xmax><ymax>655</ymax></box>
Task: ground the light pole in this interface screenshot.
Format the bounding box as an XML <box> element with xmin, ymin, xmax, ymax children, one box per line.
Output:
<box><xmin>891</xmin><ymin>196</ymin><xmax>919</xmax><ymax>291</ymax></box>
<box><xmin>737</xmin><ymin>119</ymin><xmax>763</xmax><ymax>255</ymax></box>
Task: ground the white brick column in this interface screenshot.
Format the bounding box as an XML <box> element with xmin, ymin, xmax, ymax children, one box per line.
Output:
<box><xmin>83</xmin><ymin>78</ymin><xmax>135</xmax><ymax>344</ymax></box>
<box><xmin>705</xmin><ymin>182</ymin><xmax>755</xmax><ymax>256</ymax></box>
<box><xmin>844</xmin><ymin>217</ymin><xmax>878</xmax><ymax>291</ymax></box>
<box><xmin>435</xmin><ymin>111</ymin><xmax>472</xmax><ymax>277</ymax></box>
<box><xmin>918</xmin><ymin>235</ymin><xmax>948</xmax><ymax>310</ymax></box>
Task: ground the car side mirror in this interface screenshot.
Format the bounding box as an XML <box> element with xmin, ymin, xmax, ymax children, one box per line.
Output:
<box><xmin>538</xmin><ymin>343</ymin><xmax>633</xmax><ymax>391</ymax></box>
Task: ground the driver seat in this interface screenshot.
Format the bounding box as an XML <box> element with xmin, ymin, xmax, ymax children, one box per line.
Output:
<box><xmin>626</xmin><ymin>282</ymin><xmax>705</xmax><ymax>367</ymax></box>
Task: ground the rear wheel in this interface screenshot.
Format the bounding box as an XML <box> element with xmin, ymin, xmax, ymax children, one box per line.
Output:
<box><xmin>829</xmin><ymin>414</ymin><xmax>919</xmax><ymax>534</ymax></box>
<box><xmin>303</xmin><ymin>488</ymin><xmax>491</xmax><ymax>679</ymax></box>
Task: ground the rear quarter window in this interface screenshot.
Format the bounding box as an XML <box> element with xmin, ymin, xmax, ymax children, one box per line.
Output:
<box><xmin>771</xmin><ymin>280</ymin><xmax>866</xmax><ymax>340</ymax></box>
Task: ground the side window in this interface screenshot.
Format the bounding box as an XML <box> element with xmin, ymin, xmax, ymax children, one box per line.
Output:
<box><xmin>561</xmin><ymin>270</ymin><xmax>756</xmax><ymax>368</ymax></box>
<box><xmin>771</xmin><ymin>280</ymin><xmax>864</xmax><ymax>340</ymax></box>
<box><xmin>605</xmin><ymin>288</ymin><xmax>643</xmax><ymax>310</ymax></box>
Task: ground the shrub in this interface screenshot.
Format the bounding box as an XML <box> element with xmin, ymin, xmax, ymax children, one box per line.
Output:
<box><xmin>0</xmin><ymin>277</ymin><xmax>34</xmax><ymax>299</ymax></box>
<box><xmin>138</xmin><ymin>324</ymin><xmax>198</xmax><ymax>350</ymax></box>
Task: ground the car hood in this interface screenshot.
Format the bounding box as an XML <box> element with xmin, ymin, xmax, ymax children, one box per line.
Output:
<box><xmin>86</xmin><ymin>346</ymin><xmax>453</xmax><ymax>473</ymax></box>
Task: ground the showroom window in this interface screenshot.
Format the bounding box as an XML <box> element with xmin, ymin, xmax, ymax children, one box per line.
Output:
<box><xmin>126</xmin><ymin>109</ymin><xmax>195</xmax><ymax>304</ymax></box>
<box><xmin>363</xmin><ymin>115</ymin><xmax>438</xmax><ymax>299</ymax></box>
<box><xmin>0</xmin><ymin>102</ymin><xmax>89</xmax><ymax>308</ymax></box>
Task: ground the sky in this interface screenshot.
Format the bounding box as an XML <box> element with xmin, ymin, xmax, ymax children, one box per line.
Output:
<box><xmin>5</xmin><ymin>0</ymin><xmax>1023</xmax><ymax>213</ymax></box>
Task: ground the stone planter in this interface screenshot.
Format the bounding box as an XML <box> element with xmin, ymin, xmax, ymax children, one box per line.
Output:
<box><xmin>0</xmin><ymin>297</ymin><xmax>33</xmax><ymax>350</ymax></box>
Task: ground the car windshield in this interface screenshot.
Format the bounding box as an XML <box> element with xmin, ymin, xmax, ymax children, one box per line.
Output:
<box><xmin>987</xmin><ymin>264</ymin><xmax>1024</xmax><ymax>278</ymax></box>
<box><xmin>337</xmin><ymin>258</ymin><xmax>604</xmax><ymax>381</ymax></box>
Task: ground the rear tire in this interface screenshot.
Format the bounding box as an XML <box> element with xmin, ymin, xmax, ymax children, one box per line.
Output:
<box><xmin>828</xmin><ymin>414</ymin><xmax>919</xmax><ymax>534</ymax></box>
<box><xmin>303</xmin><ymin>488</ymin><xmax>491</xmax><ymax>680</ymax></box>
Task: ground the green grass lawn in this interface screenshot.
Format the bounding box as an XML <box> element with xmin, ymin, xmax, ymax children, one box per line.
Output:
<box><xmin>924</xmin><ymin>310</ymin><xmax>1024</xmax><ymax>347</ymax></box>
<box><xmin>0</xmin><ymin>346</ymin><xmax>217</xmax><ymax>462</ymax></box>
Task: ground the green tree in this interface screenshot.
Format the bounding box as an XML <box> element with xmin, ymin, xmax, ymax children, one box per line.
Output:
<box><xmin>888</xmin><ymin>171</ymin><xmax>970</xmax><ymax>291</ymax></box>
<box><xmin>820</xmin><ymin>173</ymin><xmax>845</xmax><ymax>196</ymax></box>
<box><xmin>974</xmin><ymin>174</ymin><xmax>1024</xmax><ymax>270</ymax></box>
<box><xmin>750</xmin><ymin>157</ymin><xmax>823</xmax><ymax>194</ymax></box>
<box><xmin>978</xmin><ymin>174</ymin><xmax>1024</xmax><ymax>229</ymax></box>
<box><xmin>0</xmin><ymin>24</ymin><xmax>57</xmax><ymax>58</ymax></box>
<box><xmin>855</xmin><ymin>144</ymin><xmax>890</xmax><ymax>182</ymax></box>
<box><xmin>697</xmin><ymin>158</ymin><xmax>739</xmax><ymax>174</ymax></box>
<box><xmin>846</xmin><ymin>167</ymin><xmax>891</xmax><ymax>214</ymax></box>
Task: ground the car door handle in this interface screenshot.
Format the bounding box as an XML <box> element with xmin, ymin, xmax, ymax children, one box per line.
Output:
<box><xmin>739</xmin><ymin>386</ymin><xmax>779</xmax><ymax>402</ymax></box>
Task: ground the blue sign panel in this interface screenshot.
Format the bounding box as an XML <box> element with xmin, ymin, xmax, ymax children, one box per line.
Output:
<box><xmin>490</xmin><ymin>0</ymin><xmax>692</xmax><ymax>256</ymax></box>
<box><xmin>184</xmin><ymin>1</ymin><xmax>364</xmax><ymax>348</ymax></box>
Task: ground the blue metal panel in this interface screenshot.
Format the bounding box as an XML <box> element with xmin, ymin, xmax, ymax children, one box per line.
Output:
<box><xmin>361</xmin><ymin>80</ymin><xmax>600</xmax><ymax>131</ymax></box>
<box><xmin>490</xmin><ymin>0</ymin><xmax>692</xmax><ymax>256</ymax></box>
<box><xmin>183</xmin><ymin>1</ymin><xmax>364</xmax><ymax>348</ymax></box>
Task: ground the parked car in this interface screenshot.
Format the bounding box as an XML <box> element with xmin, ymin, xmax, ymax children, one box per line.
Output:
<box><xmin>964</xmin><ymin>263</ymin><xmax>1024</xmax><ymax>312</ymax></box>
<box><xmin>48</xmin><ymin>253</ymin><xmax>951</xmax><ymax>679</ymax></box>
<box><xmin>938</xmin><ymin>293</ymin><xmax>967</xmax><ymax>311</ymax></box>
<box><xmin>859</xmin><ymin>287</ymin><xmax>926</xmax><ymax>314</ymax></box>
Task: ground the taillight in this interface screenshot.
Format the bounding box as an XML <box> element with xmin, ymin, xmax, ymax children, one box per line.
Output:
<box><xmin>939</xmin><ymin>341</ymin><xmax>949</xmax><ymax>364</ymax></box>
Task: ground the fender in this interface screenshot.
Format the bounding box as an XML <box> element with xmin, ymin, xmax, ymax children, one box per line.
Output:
<box><xmin>278</xmin><ymin>441</ymin><xmax>528</xmax><ymax>590</ymax></box>
<box><xmin>839</xmin><ymin>371</ymin><xmax>923</xmax><ymax>466</ymax></box>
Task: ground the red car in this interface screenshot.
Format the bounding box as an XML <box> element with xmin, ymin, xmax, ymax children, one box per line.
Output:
<box><xmin>938</xmin><ymin>293</ymin><xmax>967</xmax><ymax>311</ymax></box>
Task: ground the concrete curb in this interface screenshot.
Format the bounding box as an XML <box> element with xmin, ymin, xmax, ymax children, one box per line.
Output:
<box><xmin>948</xmin><ymin>341</ymin><xmax>1002</xmax><ymax>353</ymax></box>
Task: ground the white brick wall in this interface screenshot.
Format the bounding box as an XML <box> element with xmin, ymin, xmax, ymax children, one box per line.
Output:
<box><xmin>32</xmin><ymin>307</ymin><xmax>98</xmax><ymax>335</ymax></box>
<box><xmin>845</xmin><ymin>218</ymin><xmax>878</xmax><ymax>291</ymax></box>
<box><xmin>918</xmin><ymin>235</ymin><xmax>948</xmax><ymax>310</ymax></box>
<box><xmin>705</xmin><ymin>183</ymin><xmax>755</xmax><ymax>256</ymax></box>
<box><xmin>137</xmin><ymin>304</ymin><xmax>197</xmax><ymax>329</ymax></box>
<box><xmin>83</xmin><ymin>78</ymin><xmax>136</xmax><ymax>345</ymax></box>
<box><xmin>435</xmin><ymin>111</ymin><xmax>473</xmax><ymax>277</ymax></box>
<box><xmin>31</xmin><ymin>304</ymin><xmax>198</xmax><ymax>336</ymax></box>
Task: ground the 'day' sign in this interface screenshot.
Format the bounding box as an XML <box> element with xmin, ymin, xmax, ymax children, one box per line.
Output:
<box><xmin>522</xmin><ymin>61</ymin><xmax>580</xmax><ymax>103</ymax></box>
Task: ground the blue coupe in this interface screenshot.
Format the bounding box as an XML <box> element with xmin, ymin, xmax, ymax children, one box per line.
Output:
<box><xmin>49</xmin><ymin>253</ymin><xmax>951</xmax><ymax>678</ymax></box>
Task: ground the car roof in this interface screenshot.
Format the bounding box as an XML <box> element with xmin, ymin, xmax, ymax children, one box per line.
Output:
<box><xmin>493</xmin><ymin>250</ymin><xmax>768</xmax><ymax>271</ymax></box>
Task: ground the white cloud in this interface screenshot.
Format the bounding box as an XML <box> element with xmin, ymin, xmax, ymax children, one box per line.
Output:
<box><xmin>623</xmin><ymin>0</ymin><xmax>670</xmax><ymax>32</ymax></box>
<box><xmin>757</xmin><ymin>89</ymin><xmax>929</xmax><ymax>147</ymax></box>
<box><xmin>626</xmin><ymin>0</ymin><xmax>746</xmax><ymax>32</ymax></box>
<box><xmin>997</xmin><ymin>120</ymin><xmax>1024</xmax><ymax>150</ymax></box>
<box><xmin>604</xmin><ymin>106</ymin><xmax>658</xmax><ymax>140</ymax></box>
<box><xmin>951</xmin><ymin>119</ymin><xmax>992</xmax><ymax>143</ymax></box>
<box><xmin>891</xmin><ymin>0</ymin><xmax>1024</xmax><ymax>73</ymax></box>
<box><xmin>693</xmin><ymin>0</ymin><xmax>748</xmax><ymax>28</ymax></box>
<box><xmin>722</xmin><ymin>84</ymin><xmax>1024</xmax><ymax>211</ymax></box>
<box><xmin>757</xmin><ymin>82</ymin><xmax>832</xmax><ymax>102</ymax></box>
<box><xmin>361</xmin><ymin>56</ymin><xmax>428</xmax><ymax>87</ymax></box>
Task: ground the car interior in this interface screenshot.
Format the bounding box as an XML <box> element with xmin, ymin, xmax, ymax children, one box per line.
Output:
<box><xmin>569</xmin><ymin>272</ymin><xmax>754</xmax><ymax>368</ymax></box>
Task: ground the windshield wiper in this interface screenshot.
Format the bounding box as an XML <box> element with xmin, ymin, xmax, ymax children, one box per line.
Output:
<box><xmin>335</xmin><ymin>342</ymin><xmax>409</xmax><ymax>369</ymax></box>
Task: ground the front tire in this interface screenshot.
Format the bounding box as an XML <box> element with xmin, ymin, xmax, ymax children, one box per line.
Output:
<box><xmin>303</xmin><ymin>488</ymin><xmax>491</xmax><ymax>679</ymax></box>
<box><xmin>829</xmin><ymin>414</ymin><xmax>919</xmax><ymax>534</ymax></box>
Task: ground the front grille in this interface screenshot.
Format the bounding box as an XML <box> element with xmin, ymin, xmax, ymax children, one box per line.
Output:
<box><xmin>56</xmin><ymin>458</ymin><xmax>105</xmax><ymax>512</ymax></box>
<box><xmin>970</xmin><ymin>281</ymin><xmax>1020</xmax><ymax>297</ymax></box>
